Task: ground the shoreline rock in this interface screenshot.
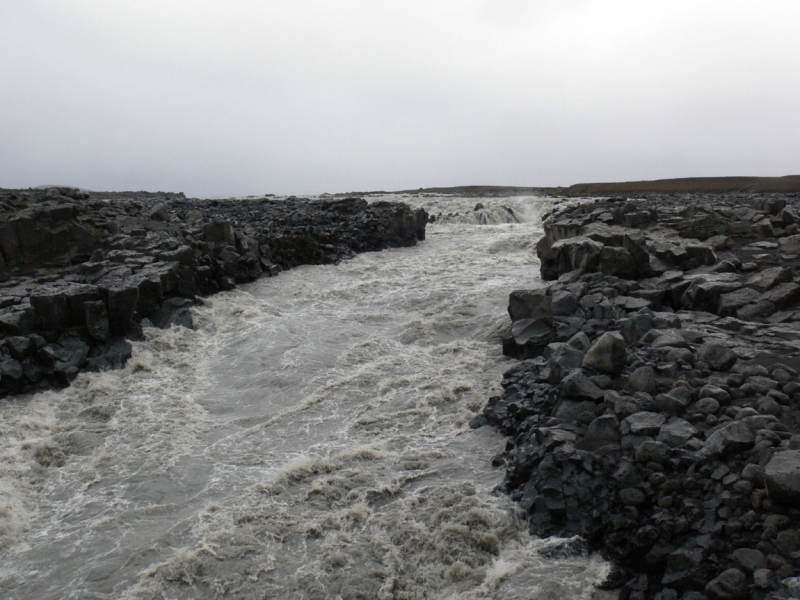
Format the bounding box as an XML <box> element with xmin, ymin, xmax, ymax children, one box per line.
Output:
<box><xmin>478</xmin><ymin>192</ymin><xmax>800</xmax><ymax>599</ymax></box>
<box><xmin>0</xmin><ymin>187</ymin><xmax>427</xmax><ymax>397</ymax></box>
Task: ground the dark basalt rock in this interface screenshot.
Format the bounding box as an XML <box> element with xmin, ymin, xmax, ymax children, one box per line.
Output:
<box><xmin>483</xmin><ymin>192</ymin><xmax>800</xmax><ymax>598</ymax></box>
<box><xmin>0</xmin><ymin>188</ymin><xmax>427</xmax><ymax>396</ymax></box>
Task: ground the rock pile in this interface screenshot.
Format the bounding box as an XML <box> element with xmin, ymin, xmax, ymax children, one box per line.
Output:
<box><xmin>0</xmin><ymin>187</ymin><xmax>427</xmax><ymax>396</ymax></box>
<box><xmin>477</xmin><ymin>193</ymin><xmax>800</xmax><ymax>599</ymax></box>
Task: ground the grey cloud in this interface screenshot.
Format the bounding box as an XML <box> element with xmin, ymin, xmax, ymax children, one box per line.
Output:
<box><xmin>1</xmin><ymin>0</ymin><xmax>798</xmax><ymax>196</ymax></box>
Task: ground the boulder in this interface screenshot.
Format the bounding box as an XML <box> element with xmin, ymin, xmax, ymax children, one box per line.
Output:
<box><xmin>747</xmin><ymin>266</ymin><xmax>793</xmax><ymax>292</ymax></box>
<box><xmin>203</xmin><ymin>221</ymin><xmax>236</xmax><ymax>244</ymax></box>
<box><xmin>578</xmin><ymin>414</ymin><xmax>620</xmax><ymax>450</ymax></box>
<box><xmin>6</xmin><ymin>336</ymin><xmax>31</xmax><ymax>359</ymax></box>
<box><xmin>502</xmin><ymin>317</ymin><xmax>553</xmax><ymax>359</ymax></box>
<box><xmin>762</xmin><ymin>282</ymin><xmax>800</xmax><ymax>310</ymax></box>
<box><xmin>598</xmin><ymin>246</ymin><xmax>636</xmax><ymax>279</ymax></box>
<box><xmin>778</xmin><ymin>233</ymin><xmax>800</xmax><ymax>255</ymax></box>
<box><xmin>84</xmin><ymin>300</ymin><xmax>110</xmax><ymax>341</ymax></box>
<box><xmin>550</xmin><ymin>290</ymin><xmax>579</xmax><ymax>316</ymax></box>
<box><xmin>103</xmin><ymin>284</ymin><xmax>140</xmax><ymax>336</ymax></box>
<box><xmin>551</xmin><ymin>236</ymin><xmax>604</xmax><ymax>275</ymax></box>
<box><xmin>737</xmin><ymin>299</ymin><xmax>776</xmax><ymax>320</ymax></box>
<box><xmin>680</xmin><ymin>274</ymin><xmax>742</xmax><ymax>313</ymax></box>
<box><xmin>29</xmin><ymin>287</ymin><xmax>70</xmax><ymax>330</ymax></box>
<box><xmin>621</xmin><ymin>411</ymin><xmax>666</xmax><ymax>437</ymax></box>
<box><xmin>764</xmin><ymin>450</ymin><xmax>800</xmax><ymax>504</ymax></box>
<box><xmin>697</xmin><ymin>342</ymin><xmax>737</xmax><ymax>372</ymax></box>
<box><xmin>566</xmin><ymin>331</ymin><xmax>592</xmax><ymax>351</ymax></box>
<box><xmin>661</xmin><ymin>547</ymin><xmax>705</xmax><ymax>589</ymax></box>
<box><xmin>717</xmin><ymin>287</ymin><xmax>761</xmax><ymax>317</ymax></box>
<box><xmin>582</xmin><ymin>332</ymin><xmax>626</xmax><ymax>375</ymax></box>
<box><xmin>560</xmin><ymin>369</ymin><xmax>604</xmax><ymax>402</ymax></box>
<box><xmin>730</xmin><ymin>548</ymin><xmax>766</xmax><ymax>573</ymax></box>
<box><xmin>657</xmin><ymin>418</ymin><xmax>697</xmax><ymax>447</ymax></box>
<box><xmin>629</xmin><ymin>365</ymin><xmax>656</xmax><ymax>394</ymax></box>
<box><xmin>546</xmin><ymin>343</ymin><xmax>585</xmax><ymax>383</ymax></box>
<box><xmin>148</xmin><ymin>203</ymin><xmax>170</xmax><ymax>221</ymax></box>
<box><xmin>704</xmin><ymin>568</ymin><xmax>746</xmax><ymax>600</ymax></box>
<box><xmin>0</xmin><ymin>306</ymin><xmax>34</xmax><ymax>336</ymax></box>
<box><xmin>698</xmin><ymin>421</ymin><xmax>755</xmax><ymax>460</ymax></box>
<box><xmin>635</xmin><ymin>440</ymin><xmax>670</xmax><ymax>464</ymax></box>
<box><xmin>508</xmin><ymin>289</ymin><xmax>552</xmax><ymax>322</ymax></box>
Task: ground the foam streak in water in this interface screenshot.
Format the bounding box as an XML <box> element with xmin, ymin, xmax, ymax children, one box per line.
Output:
<box><xmin>0</xmin><ymin>195</ymin><xmax>608</xmax><ymax>599</ymax></box>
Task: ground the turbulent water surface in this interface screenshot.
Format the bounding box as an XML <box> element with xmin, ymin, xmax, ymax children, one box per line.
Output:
<box><xmin>0</xmin><ymin>195</ymin><xmax>610</xmax><ymax>599</ymax></box>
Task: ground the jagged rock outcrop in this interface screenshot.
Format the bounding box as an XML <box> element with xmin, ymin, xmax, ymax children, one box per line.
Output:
<box><xmin>478</xmin><ymin>192</ymin><xmax>800</xmax><ymax>599</ymax></box>
<box><xmin>0</xmin><ymin>187</ymin><xmax>427</xmax><ymax>396</ymax></box>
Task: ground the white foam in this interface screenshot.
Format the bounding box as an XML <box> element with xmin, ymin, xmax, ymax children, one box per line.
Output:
<box><xmin>1</xmin><ymin>195</ymin><xmax>609</xmax><ymax>599</ymax></box>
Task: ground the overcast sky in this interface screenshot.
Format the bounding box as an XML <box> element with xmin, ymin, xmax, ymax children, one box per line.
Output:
<box><xmin>1</xmin><ymin>1</ymin><xmax>799</xmax><ymax>196</ymax></box>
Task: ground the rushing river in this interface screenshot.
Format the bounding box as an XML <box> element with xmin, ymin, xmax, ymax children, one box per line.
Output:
<box><xmin>0</xmin><ymin>195</ymin><xmax>610</xmax><ymax>599</ymax></box>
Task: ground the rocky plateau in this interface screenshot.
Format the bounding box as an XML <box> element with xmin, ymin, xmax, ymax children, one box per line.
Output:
<box><xmin>476</xmin><ymin>192</ymin><xmax>800</xmax><ymax>600</ymax></box>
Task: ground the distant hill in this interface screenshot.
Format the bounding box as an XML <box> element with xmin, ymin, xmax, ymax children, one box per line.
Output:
<box><xmin>561</xmin><ymin>175</ymin><xmax>800</xmax><ymax>195</ymax></box>
<box><xmin>366</xmin><ymin>176</ymin><xmax>800</xmax><ymax>197</ymax></box>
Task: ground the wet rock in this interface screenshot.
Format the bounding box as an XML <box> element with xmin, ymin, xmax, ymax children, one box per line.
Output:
<box><xmin>582</xmin><ymin>332</ymin><xmax>627</xmax><ymax>375</ymax></box>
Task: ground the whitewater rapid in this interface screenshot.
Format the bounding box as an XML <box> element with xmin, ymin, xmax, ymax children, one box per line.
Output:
<box><xmin>0</xmin><ymin>195</ymin><xmax>610</xmax><ymax>599</ymax></box>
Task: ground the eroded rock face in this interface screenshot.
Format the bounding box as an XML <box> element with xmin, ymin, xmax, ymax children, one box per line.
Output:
<box><xmin>0</xmin><ymin>188</ymin><xmax>428</xmax><ymax>396</ymax></box>
<box><xmin>485</xmin><ymin>193</ymin><xmax>800</xmax><ymax>598</ymax></box>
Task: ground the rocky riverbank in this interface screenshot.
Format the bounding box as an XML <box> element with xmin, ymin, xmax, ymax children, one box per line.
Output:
<box><xmin>477</xmin><ymin>193</ymin><xmax>800</xmax><ymax>599</ymax></box>
<box><xmin>0</xmin><ymin>187</ymin><xmax>427</xmax><ymax>397</ymax></box>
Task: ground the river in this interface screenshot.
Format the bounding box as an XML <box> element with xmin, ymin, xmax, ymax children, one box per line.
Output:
<box><xmin>0</xmin><ymin>195</ymin><xmax>610</xmax><ymax>599</ymax></box>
